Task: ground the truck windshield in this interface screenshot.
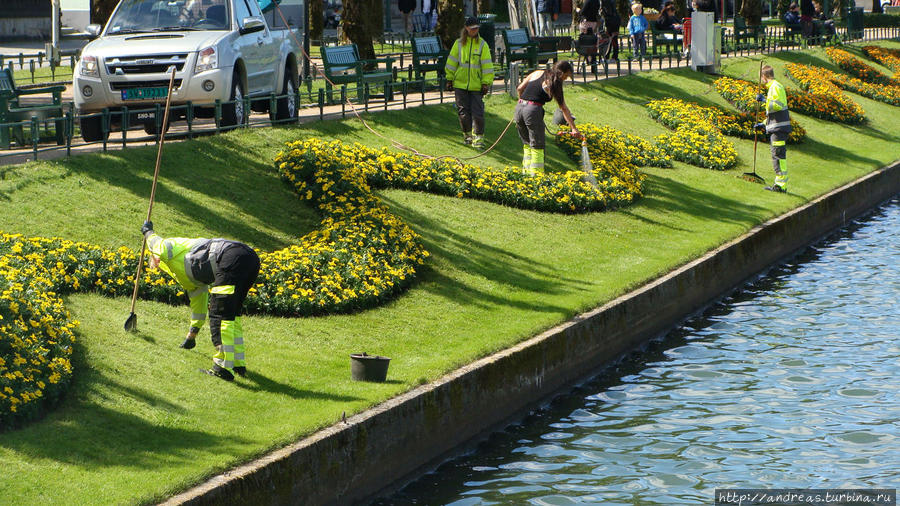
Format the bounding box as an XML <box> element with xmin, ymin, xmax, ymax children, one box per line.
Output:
<box><xmin>106</xmin><ymin>0</ymin><xmax>231</xmax><ymax>34</ymax></box>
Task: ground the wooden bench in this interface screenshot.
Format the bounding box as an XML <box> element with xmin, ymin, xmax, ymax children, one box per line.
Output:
<box><xmin>320</xmin><ymin>44</ymin><xmax>395</xmax><ymax>103</ymax></box>
<box><xmin>411</xmin><ymin>35</ymin><xmax>447</xmax><ymax>81</ymax></box>
<box><xmin>0</xmin><ymin>68</ymin><xmax>66</xmax><ymax>149</ymax></box>
<box><xmin>649</xmin><ymin>24</ymin><xmax>683</xmax><ymax>55</ymax></box>
<box><xmin>501</xmin><ymin>29</ymin><xmax>556</xmax><ymax>69</ymax></box>
<box><xmin>733</xmin><ymin>16</ymin><xmax>765</xmax><ymax>48</ymax></box>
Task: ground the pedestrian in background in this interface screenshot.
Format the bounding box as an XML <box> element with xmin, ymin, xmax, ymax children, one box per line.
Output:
<box><xmin>514</xmin><ymin>60</ymin><xmax>581</xmax><ymax>174</ymax></box>
<box><xmin>754</xmin><ymin>65</ymin><xmax>792</xmax><ymax>193</ymax></box>
<box><xmin>444</xmin><ymin>16</ymin><xmax>495</xmax><ymax>149</ymax></box>
<box><xmin>399</xmin><ymin>0</ymin><xmax>416</xmax><ymax>32</ymax></box>
<box><xmin>142</xmin><ymin>222</ymin><xmax>261</xmax><ymax>382</ymax></box>
<box><xmin>538</xmin><ymin>0</ymin><xmax>561</xmax><ymax>36</ymax></box>
<box><xmin>627</xmin><ymin>3</ymin><xmax>649</xmax><ymax>60</ymax></box>
<box><xmin>600</xmin><ymin>0</ymin><xmax>621</xmax><ymax>61</ymax></box>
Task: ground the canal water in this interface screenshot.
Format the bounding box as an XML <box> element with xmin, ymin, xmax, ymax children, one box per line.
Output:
<box><xmin>378</xmin><ymin>198</ymin><xmax>899</xmax><ymax>505</ymax></box>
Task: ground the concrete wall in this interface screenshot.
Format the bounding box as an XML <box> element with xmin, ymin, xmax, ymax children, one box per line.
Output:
<box><xmin>163</xmin><ymin>162</ymin><xmax>899</xmax><ymax>506</ymax></box>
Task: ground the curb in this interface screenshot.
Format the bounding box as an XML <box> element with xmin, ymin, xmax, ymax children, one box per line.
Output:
<box><xmin>163</xmin><ymin>161</ymin><xmax>899</xmax><ymax>506</ymax></box>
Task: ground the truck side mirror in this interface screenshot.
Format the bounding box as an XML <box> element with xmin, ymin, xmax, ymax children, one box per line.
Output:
<box><xmin>85</xmin><ymin>24</ymin><xmax>102</xmax><ymax>38</ymax></box>
<box><xmin>239</xmin><ymin>16</ymin><xmax>266</xmax><ymax>35</ymax></box>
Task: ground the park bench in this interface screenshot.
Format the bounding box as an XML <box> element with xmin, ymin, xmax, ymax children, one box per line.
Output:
<box><xmin>782</xmin><ymin>20</ymin><xmax>803</xmax><ymax>44</ymax></box>
<box><xmin>733</xmin><ymin>16</ymin><xmax>766</xmax><ymax>48</ymax></box>
<box><xmin>321</xmin><ymin>44</ymin><xmax>395</xmax><ymax>103</ymax></box>
<box><xmin>649</xmin><ymin>24</ymin><xmax>683</xmax><ymax>55</ymax></box>
<box><xmin>410</xmin><ymin>35</ymin><xmax>447</xmax><ymax>81</ymax></box>
<box><xmin>0</xmin><ymin>68</ymin><xmax>66</xmax><ymax>149</ymax></box>
<box><xmin>532</xmin><ymin>36</ymin><xmax>563</xmax><ymax>63</ymax></box>
<box><xmin>501</xmin><ymin>29</ymin><xmax>556</xmax><ymax>68</ymax></box>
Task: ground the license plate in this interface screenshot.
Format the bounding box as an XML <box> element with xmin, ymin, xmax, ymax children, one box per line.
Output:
<box><xmin>121</xmin><ymin>87</ymin><xmax>168</xmax><ymax>101</ymax></box>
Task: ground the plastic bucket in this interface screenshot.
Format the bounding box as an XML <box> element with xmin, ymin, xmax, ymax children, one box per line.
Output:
<box><xmin>350</xmin><ymin>353</ymin><xmax>391</xmax><ymax>382</ymax></box>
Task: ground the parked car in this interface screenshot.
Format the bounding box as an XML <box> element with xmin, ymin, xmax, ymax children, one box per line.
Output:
<box><xmin>74</xmin><ymin>0</ymin><xmax>301</xmax><ymax>141</ymax></box>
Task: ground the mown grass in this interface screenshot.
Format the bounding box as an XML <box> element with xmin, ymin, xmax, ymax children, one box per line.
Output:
<box><xmin>0</xmin><ymin>42</ymin><xmax>898</xmax><ymax>504</ymax></box>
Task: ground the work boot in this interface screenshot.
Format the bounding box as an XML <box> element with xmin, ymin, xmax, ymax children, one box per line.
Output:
<box><xmin>180</xmin><ymin>337</ymin><xmax>196</xmax><ymax>349</ymax></box>
<box><xmin>463</xmin><ymin>134</ymin><xmax>473</xmax><ymax>146</ymax></box>
<box><xmin>233</xmin><ymin>366</ymin><xmax>247</xmax><ymax>377</ymax></box>
<box><xmin>204</xmin><ymin>365</ymin><xmax>234</xmax><ymax>382</ymax></box>
<box><xmin>472</xmin><ymin>134</ymin><xmax>484</xmax><ymax>149</ymax></box>
<box><xmin>764</xmin><ymin>185</ymin><xmax>787</xmax><ymax>193</ymax></box>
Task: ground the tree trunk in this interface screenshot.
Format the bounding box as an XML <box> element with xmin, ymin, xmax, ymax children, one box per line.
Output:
<box><xmin>437</xmin><ymin>0</ymin><xmax>466</xmax><ymax>50</ymax></box>
<box><xmin>91</xmin><ymin>0</ymin><xmax>119</xmax><ymax>26</ymax></box>
<box><xmin>617</xmin><ymin>0</ymin><xmax>631</xmax><ymax>24</ymax></box>
<box><xmin>342</xmin><ymin>0</ymin><xmax>378</xmax><ymax>59</ymax></box>
<box><xmin>310</xmin><ymin>0</ymin><xmax>324</xmax><ymax>41</ymax></box>
<box><xmin>740</xmin><ymin>0</ymin><xmax>762</xmax><ymax>24</ymax></box>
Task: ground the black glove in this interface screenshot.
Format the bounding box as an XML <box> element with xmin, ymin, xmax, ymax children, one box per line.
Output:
<box><xmin>481</xmin><ymin>84</ymin><xmax>489</xmax><ymax>96</ymax></box>
<box><xmin>141</xmin><ymin>220</ymin><xmax>153</xmax><ymax>235</ymax></box>
<box><xmin>180</xmin><ymin>337</ymin><xmax>196</xmax><ymax>349</ymax></box>
<box><xmin>753</xmin><ymin>122</ymin><xmax>766</xmax><ymax>130</ymax></box>
<box><xmin>756</xmin><ymin>93</ymin><xmax>766</xmax><ymax>103</ymax></box>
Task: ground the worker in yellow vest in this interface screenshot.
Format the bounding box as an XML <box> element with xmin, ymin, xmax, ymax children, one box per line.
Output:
<box><xmin>444</xmin><ymin>16</ymin><xmax>495</xmax><ymax>149</ymax></box>
<box><xmin>754</xmin><ymin>65</ymin><xmax>792</xmax><ymax>193</ymax></box>
<box><xmin>142</xmin><ymin>221</ymin><xmax>260</xmax><ymax>381</ymax></box>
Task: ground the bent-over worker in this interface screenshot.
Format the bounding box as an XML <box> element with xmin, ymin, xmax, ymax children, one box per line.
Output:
<box><xmin>142</xmin><ymin>221</ymin><xmax>261</xmax><ymax>381</ymax></box>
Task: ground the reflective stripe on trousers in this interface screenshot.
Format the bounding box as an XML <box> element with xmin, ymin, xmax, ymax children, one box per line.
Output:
<box><xmin>212</xmin><ymin>317</ymin><xmax>245</xmax><ymax>371</ymax></box>
<box><xmin>770</xmin><ymin>135</ymin><xmax>788</xmax><ymax>190</ymax></box>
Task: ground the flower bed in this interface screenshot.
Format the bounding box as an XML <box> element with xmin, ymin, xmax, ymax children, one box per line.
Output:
<box><xmin>0</xmin><ymin>240</ymin><xmax>78</xmax><ymax>430</ymax></box>
<box><xmin>822</xmin><ymin>48</ymin><xmax>900</xmax><ymax>105</ymax></box>
<box><xmin>645</xmin><ymin>99</ymin><xmax>738</xmax><ymax>170</ymax></box>
<box><xmin>555</xmin><ymin>123</ymin><xmax>672</xmax><ymax>169</ymax></box>
<box><xmin>648</xmin><ymin>97</ymin><xmax>806</xmax><ymax>144</ymax></box>
<box><xmin>861</xmin><ymin>46</ymin><xmax>900</xmax><ymax>77</ymax></box>
<box><xmin>826</xmin><ymin>47</ymin><xmax>898</xmax><ymax>86</ymax></box>
<box><xmin>715</xmin><ymin>75</ymin><xmax>865</xmax><ymax>124</ymax></box>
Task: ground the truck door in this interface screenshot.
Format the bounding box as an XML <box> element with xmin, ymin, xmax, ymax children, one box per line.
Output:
<box><xmin>240</xmin><ymin>0</ymin><xmax>276</xmax><ymax>93</ymax></box>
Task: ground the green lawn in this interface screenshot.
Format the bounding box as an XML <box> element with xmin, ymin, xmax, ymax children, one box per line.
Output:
<box><xmin>0</xmin><ymin>42</ymin><xmax>898</xmax><ymax>504</ymax></box>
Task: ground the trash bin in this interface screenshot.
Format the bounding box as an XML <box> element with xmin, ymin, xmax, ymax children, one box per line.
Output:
<box><xmin>478</xmin><ymin>13</ymin><xmax>497</xmax><ymax>57</ymax></box>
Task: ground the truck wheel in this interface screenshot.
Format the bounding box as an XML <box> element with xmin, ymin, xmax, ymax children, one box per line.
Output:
<box><xmin>275</xmin><ymin>70</ymin><xmax>298</xmax><ymax>122</ymax></box>
<box><xmin>80</xmin><ymin>115</ymin><xmax>108</xmax><ymax>143</ymax></box>
<box><xmin>221</xmin><ymin>74</ymin><xmax>246</xmax><ymax>127</ymax></box>
<box><xmin>143</xmin><ymin>119</ymin><xmax>170</xmax><ymax>137</ymax></box>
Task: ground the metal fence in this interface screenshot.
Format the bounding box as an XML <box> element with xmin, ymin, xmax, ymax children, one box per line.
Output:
<box><xmin>1</xmin><ymin>25</ymin><xmax>897</xmax><ymax>164</ymax></box>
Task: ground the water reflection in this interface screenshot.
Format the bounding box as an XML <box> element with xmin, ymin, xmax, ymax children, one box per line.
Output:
<box><xmin>378</xmin><ymin>199</ymin><xmax>899</xmax><ymax>506</ymax></box>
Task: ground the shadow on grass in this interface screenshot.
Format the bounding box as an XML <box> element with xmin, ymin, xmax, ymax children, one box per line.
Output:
<box><xmin>798</xmin><ymin>136</ymin><xmax>885</xmax><ymax>167</ymax></box>
<box><xmin>0</xmin><ymin>402</ymin><xmax>247</xmax><ymax>467</ymax></box>
<box><xmin>236</xmin><ymin>370</ymin><xmax>362</xmax><ymax>401</ymax></box>
<box><xmin>379</xmin><ymin>194</ymin><xmax>591</xmax><ymax>314</ymax></box>
<box><xmin>60</xmin><ymin>134</ymin><xmax>320</xmax><ymax>251</ymax></box>
<box><xmin>639</xmin><ymin>173</ymin><xmax>769</xmax><ymax>228</ymax></box>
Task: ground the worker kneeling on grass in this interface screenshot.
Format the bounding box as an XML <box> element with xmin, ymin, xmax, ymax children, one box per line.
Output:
<box><xmin>142</xmin><ymin>221</ymin><xmax>261</xmax><ymax>382</ymax></box>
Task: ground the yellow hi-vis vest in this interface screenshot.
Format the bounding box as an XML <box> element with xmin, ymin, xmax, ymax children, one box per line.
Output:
<box><xmin>444</xmin><ymin>37</ymin><xmax>494</xmax><ymax>91</ymax></box>
<box><xmin>764</xmin><ymin>79</ymin><xmax>792</xmax><ymax>134</ymax></box>
<box><xmin>146</xmin><ymin>233</ymin><xmax>209</xmax><ymax>330</ymax></box>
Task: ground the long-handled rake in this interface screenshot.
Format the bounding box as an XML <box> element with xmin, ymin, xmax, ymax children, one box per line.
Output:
<box><xmin>124</xmin><ymin>67</ymin><xmax>176</xmax><ymax>332</ymax></box>
<box><xmin>743</xmin><ymin>61</ymin><xmax>767</xmax><ymax>185</ymax></box>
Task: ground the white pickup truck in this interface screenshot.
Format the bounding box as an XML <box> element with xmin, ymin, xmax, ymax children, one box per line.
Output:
<box><xmin>74</xmin><ymin>0</ymin><xmax>301</xmax><ymax>141</ymax></box>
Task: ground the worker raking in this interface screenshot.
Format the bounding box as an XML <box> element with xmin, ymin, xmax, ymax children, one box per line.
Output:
<box><xmin>142</xmin><ymin>221</ymin><xmax>261</xmax><ymax>381</ymax></box>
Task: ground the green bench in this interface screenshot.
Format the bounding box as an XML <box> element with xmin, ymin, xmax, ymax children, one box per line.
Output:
<box><xmin>649</xmin><ymin>24</ymin><xmax>683</xmax><ymax>55</ymax></box>
<box><xmin>782</xmin><ymin>21</ymin><xmax>803</xmax><ymax>44</ymax></box>
<box><xmin>501</xmin><ymin>29</ymin><xmax>556</xmax><ymax>69</ymax></box>
<box><xmin>411</xmin><ymin>35</ymin><xmax>447</xmax><ymax>81</ymax></box>
<box><xmin>0</xmin><ymin>68</ymin><xmax>66</xmax><ymax>149</ymax></box>
<box><xmin>733</xmin><ymin>16</ymin><xmax>766</xmax><ymax>48</ymax></box>
<box><xmin>320</xmin><ymin>44</ymin><xmax>395</xmax><ymax>103</ymax></box>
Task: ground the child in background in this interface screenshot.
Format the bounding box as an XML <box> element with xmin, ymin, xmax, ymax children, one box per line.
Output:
<box><xmin>627</xmin><ymin>3</ymin><xmax>649</xmax><ymax>60</ymax></box>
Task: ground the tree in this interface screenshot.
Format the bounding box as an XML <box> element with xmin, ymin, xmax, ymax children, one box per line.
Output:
<box><xmin>740</xmin><ymin>0</ymin><xmax>762</xmax><ymax>23</ymax></box>
<box><xmin>341</xmin><ymin>0</ymin><xmax>380</xmax><ymax>59</ymax></box>
<box><xmin>91</xmin><ymin>0</ymin><xmax>119</xmax><ymax>26</ymax></box>
<box><xmin>436</xmin><ymin>0</ymin><xmax>466</xmax><ymax>51</ymax></box>
<box><xmin>310</xmin><ymin>0</ymin><xmax>324</xmax><ymax>41</ymax></box>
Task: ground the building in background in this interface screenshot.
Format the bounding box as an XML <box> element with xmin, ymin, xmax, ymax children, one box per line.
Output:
<box><xmin>1</xmin><ymin>0</ymin><xmax>91</xmax><ymax>41</ymax></box>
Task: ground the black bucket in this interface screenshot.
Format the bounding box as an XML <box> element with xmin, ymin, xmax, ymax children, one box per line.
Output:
<box><xmin>350</xmin><ymin>353</ymin><xmax>391</xmax><ymax>382</ymax></box>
